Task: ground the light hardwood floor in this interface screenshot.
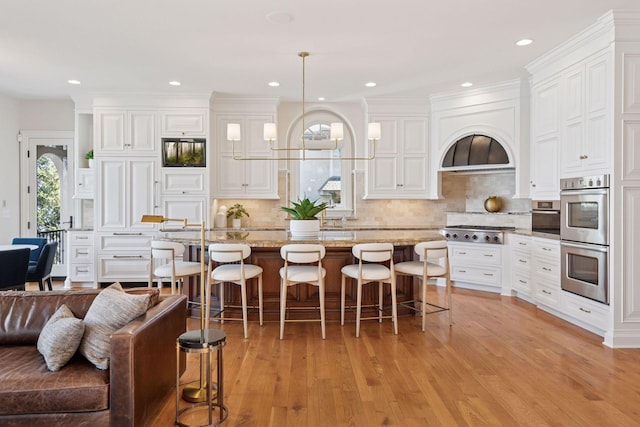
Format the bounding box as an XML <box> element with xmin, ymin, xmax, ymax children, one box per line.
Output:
<box><xmin>40</xmin><ymin>282</ymin><xmax>640</xmax><ymax>426</ymax></box>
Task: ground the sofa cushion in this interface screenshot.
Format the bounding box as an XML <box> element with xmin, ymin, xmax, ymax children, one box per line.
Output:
<box><xmin>0</xmin><ymin>346</ymin><xmax>109</xmax><ymax>415</ymax></box>
<box><xmin>79</xmin><ymin>283</ymin><xmax>150</xmax><ymax>370</ymax></box>
<box><xmin>37</xmin><ymin>304</ymin><xmax>85</xmax><ymax>372</ymax></box>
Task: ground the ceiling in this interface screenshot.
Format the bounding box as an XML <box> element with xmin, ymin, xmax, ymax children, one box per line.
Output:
<box><xmin>2</xmin><ymin>0</ymin><xmax>639</xmax><ymax>101</ymax></box>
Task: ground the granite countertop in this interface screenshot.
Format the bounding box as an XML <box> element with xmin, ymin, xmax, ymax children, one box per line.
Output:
<box><xmin>158</xmin><ymin>227</ymin><xmax>446</xmax><ymax>248</ymax></box>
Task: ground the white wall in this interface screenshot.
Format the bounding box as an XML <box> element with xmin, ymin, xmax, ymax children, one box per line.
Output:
<box><xmin>0</xmin><ymin>94</ymin><xmax>20</xmax><ymax>243</ymax></box>
<box><xmin>0</xmin><ymin>98</ymin><xmax>74</xmax><ymax>243</ymax></box>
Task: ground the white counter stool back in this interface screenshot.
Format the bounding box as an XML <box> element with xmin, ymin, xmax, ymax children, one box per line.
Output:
<box><xmin>279</xmin><ymin>244</ymin><xmax>327</xmax><ymax>340</ymax></box>
<box><xmin>394</xmin><ymin>240</ymin><xmax>452</xmax><ymax>331</ymax></box>
<box><xmin>150</xmin><ymin>240</ymin><xmax>202</xmax><ymax>294</ymax></box>
<box><xmin>207</xmin><ymin>243</ymin><xmax>263</xmax><ymax>339</ymax></box>
<box><xmin>341</xmin><ymin>242</ymin><xmax>398</xmax><ymax>338</ymax></box>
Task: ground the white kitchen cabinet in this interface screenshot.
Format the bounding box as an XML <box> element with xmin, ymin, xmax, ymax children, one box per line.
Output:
<box><xmin>95</xmin><ymin>109</ymin><xmax>156</xmax><ymax>154</ymax></box>
<box><xmin>96</xmin><ymin>232</ymin><xmax>153</xmax><ymax>282</ymax></box>
<box><xmin>532</xmin><ymin>237</ymin><xmax>562</xmax><ymax>311</ymax></box>
<box><xmin>560</xmin><ymin>50</ymin><xmax>612</xmax><ymax>177</ymax></box>
<box><xmin>447</xmin><ymin>242</ymin><xmax>506</xmax><ymax>293</ymax></box>
<box><xmin>159</xmin><ymin>196</ymin><xmax>207</xmax><ymax>225</ymax></box>
<box><xmin>508</xmin><ymin>234</ymin><xmax>532</xmax><ymax>298</ymax></box>
<box><xmin>562</xmin><ymin>291</ymin><xmax>609</xmax><ymax>334</ymax></box>
<box><xmin>212</xmin><ymin>114</ymin><xmax>278</xmax><ymax>199</ymax></box>
<box><xmin>160</xmin><ymin>109</ymin><xmax>207</xmax><ymax>136</ymax></box>
<box><xmin>161</xmin><ymin>169</ymin><xmax>206</xmax><ymax>194</ymax></box>
<box><xmin>530</xmin><ymin>77</ymin><xmax>561</xmax><ymax>199</ymax></box>
<box><xmin>365</xmin><ymin>116</ymin><xmax>429</xmax><ymax>199</ymax></box>
<box><xmin>74</xmin><ymin>168</ymin><xmax>94</xmax><ymax>199</ymax></box>
<box><xmin>64</xmin><ymin>231</ymin><xmax>95</xmax><ymax>288</ymax></box>
<box><xmin>96</xmin><ymin>158</ymin><xmax>157</xmax><ymax>230</ymax></box>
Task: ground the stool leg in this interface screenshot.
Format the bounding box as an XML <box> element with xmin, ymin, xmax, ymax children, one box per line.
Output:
<box><xmin>340</xmin><ymin>274</ymin><xmax>346</xmax><ymax>326</ymax></box>
<box><xmin>240</xmin><ymin>280</ymin><xmax>248</xmax><ymax>339</ymax></box>
<box><xmin>280</xmin><ymin>278</ymin><xmax>287</xmax><ymax>340</ymax></box>
<box><xmin>319</xmin><ymin>279</ymin><xmax>326</xmax><ymax>340</ymax></box>
<box><xmin>220</xmin><ymin>282</ymin><xmax>225</xmax><ymax>325</ymax></box>
<box><xmin>391</xmin><ymin>277</ymin><xmax>398</xmax><ymax>335</ymax></box>
<box><xmin>207</xmin><ymin>348</ymin><xmax>213</xmax><ymax>426</ymax></box>
<box><xmin>378</xmin><ymin>281</ymin><xmax>383</xmax><ymax>323</ymax></box>
<box><xmin>218</xmin><ymin>345</ymin><xmax>224</xmax><ymax>422</ymax></box>
<box><xmin>356</xmin><ymin>278</ymin><xmax>363</xmax><ymax>338</ymax></box>
<box><xmin>175</xmin><ymin>343</ymin><xmax>180</xmax><ymax>424</ymax></box>
<box><xmin>258</xmin><ymin>274</ymin><xmax>264</xmax><ymax>326</ymax></box>
<box><xmin>421</xmin><ymin>279</ymin><xmax>427</xmax><ymax>332</ymax></box>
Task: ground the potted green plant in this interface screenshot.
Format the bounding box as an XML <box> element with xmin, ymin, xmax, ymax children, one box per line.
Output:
<box><xmin>281</xmin><ymin>197</ymin><xmax>328</xmax><ymax>237</ymax></box>
<box><xmin>85</xmin><ymin>149</ymin><xmax>94</xmax><ymax>168</ymax></box>
<box><xmin>226</xmin><ymin>203</ymin><xmax>249</xmax><ymax>229</ymax></box>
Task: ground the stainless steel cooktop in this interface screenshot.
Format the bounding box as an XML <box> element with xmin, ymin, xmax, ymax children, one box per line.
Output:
<box><xmin>441</xmin><ymin>225</ymin><xmax>516</xmax><ymax>244</ymax></box>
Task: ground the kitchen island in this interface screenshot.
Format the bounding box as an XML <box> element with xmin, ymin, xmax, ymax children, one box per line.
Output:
<box><xmin>160</xmin><ymin>228</ymin><xmax>445</xmax><ymax>322</ymax></box>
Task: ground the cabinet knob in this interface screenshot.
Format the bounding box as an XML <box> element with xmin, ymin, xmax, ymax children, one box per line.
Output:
<box><xmin>579</xmin><ymin>155</ymin><xmax>588</xmax><ymax>160</ymax></box>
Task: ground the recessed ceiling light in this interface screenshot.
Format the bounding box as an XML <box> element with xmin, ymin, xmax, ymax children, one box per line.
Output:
<box><xmin>266</xmin><ymin>11</ymin><xmax>293</xmax><ymax>24</ymax></box>
<box><xmin>169</xmin><ymin>81</ymin><xmax>181</xmax><ymax>86</ymax></box>
<box><xmin>365</xmin><ymin>82</ymin><xmax>377</xmax><ymax>88</ymax></box>
<box><xmin>461</xmin><ymin>82</ymin><xmax>473</xmax><ymax>87</ymax></box>
<box><xmin>268</xmin><ymin>81</ymin><xmax>280</xmax><ymax>87</ymax></box>
<box><xmin>67</xmin><ymin>79</ymin><xmax>81</xmax><ymax>85</ymax></box>
<box><xmin>318</xmin><ymin>97</ymin><xmax>325</xmax><ymax>101</ymax></box>
<box><xmin>516</xmin><ymin>39</ymin><xmax>533</xmax><ymax>46</ymax></box>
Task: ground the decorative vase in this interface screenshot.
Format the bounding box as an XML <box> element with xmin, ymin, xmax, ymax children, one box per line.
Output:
<box><xmin>232</xmin><ymin>218</ymin><xmax>242</xmax><ymax>229</ymax></box>
<box><xmin>289</xmin><ymin>219</ymin><xmax>320</xmax><ymax>238</ymax></box>
<box><xmin>484</xmin><ymin>196</ymin><xmax>501</xmax><ymax>213</ymax></box>
<box><xmin>88</xmin><ymin>159</ymin><xmax>94</xmax><ymax>168</ymax></box>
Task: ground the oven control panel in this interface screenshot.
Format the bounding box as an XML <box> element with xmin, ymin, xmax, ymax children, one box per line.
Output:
<box><xmin>561</xmin><ymin>174</ymin><xmax>609</xmax><ymax>190</ymax></box>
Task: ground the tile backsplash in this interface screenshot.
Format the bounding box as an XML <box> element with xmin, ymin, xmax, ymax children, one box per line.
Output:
<box><xmin>214</xmin><ymin>169</ymin><xmax>531</xmax><ymax>229</ymax></box>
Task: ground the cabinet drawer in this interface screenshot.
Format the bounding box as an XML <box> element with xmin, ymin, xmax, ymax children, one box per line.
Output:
<box><xmin>533</xmin><ymin>238</ymin><xmax>560</xmax><ymax>259</ymax></box>
<box><xmin>533</xmin><ymin>257</ymin><xmax>560</xmax><ymax>281</ymax></box>
<box><xmin>564</xmin><ymin>292</ymin><xmax>609</xmax><ymax>330</ymax></box>
<box><xmin>69</xmin><ymin>246</ymin><xmax>94</xmax><ymax>263</ymax></box>
<box><xmin>510</xmin><ymin>234</ymin><xmax>532</xmax><ymax>250</ymax></box>
<box><xmin>98</xmin><ymin>255</ymin><xmax>151</xmax><ymax>281</ymax></box>
<box><xmin>535</xmin><ymin>277</ymin><xmax>561</xmax><ymax>307</ymax></box>
<box><xmin>450</xmin><ymin>245</ymin><xmax>502</xmax><ymax>265</ymax></box>
<box><xmin>451</xmin><ymin>265</ymin><xmax>501</xmax><ymax>287</ymax></box>
<box><xmin>512</xmin><ymin>254</ymin><xmax>532</xmax><ymax>270</ymax></box>
<box><xmin>70</xmin><ymin>263</ymin><xmax>95</xmax><ymax>282</ymax></box>
<box><xmin>69</xmin><ymin>232</ymin><xmax>94</xmax><ymax>245</ymax></box>
<box><xmin>512</xmin><ymin>270</ymin><xmax>531</xmax><ymax>294</ymax></box>
<box><xmin>99</xmin><ymin>233</ymin><xmax>153</xmax><ymax>252</ymax></box>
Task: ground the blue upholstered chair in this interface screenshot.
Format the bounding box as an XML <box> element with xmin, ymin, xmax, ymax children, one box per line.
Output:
<box><xmin>25</xmin><ymin>241</ymin><xmax>58</xmax><ymax>291</ymax></box>
<box><xmin>12</xmin><ymin>237</ymin><xmax>47</xmax><ymax>266</ymax></box>
<box><xmin>0</xmin><ymin>248</ymin><xmax>30</xmax><ymax>291</ymax></box>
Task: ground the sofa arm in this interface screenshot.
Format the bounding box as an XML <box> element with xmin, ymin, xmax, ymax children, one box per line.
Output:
<box><xmin>109</xmin><ymin>294</ymin><xmax>187</xmax><ymax>427</ymax></box>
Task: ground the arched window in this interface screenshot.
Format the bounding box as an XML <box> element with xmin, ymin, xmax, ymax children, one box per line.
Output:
<box><xmin>287</xmin><ymin>112</ymin><xmax>354</xmax><ymax>219</ymax></box>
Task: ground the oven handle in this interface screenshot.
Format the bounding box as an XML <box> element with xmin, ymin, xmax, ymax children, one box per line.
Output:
<box><xmin>560</xmin><ymin>241</ymin><xmax>609</xmax><ymax>253</ymax></box>
<box><xmin>532</xmin><ymin>209</ymin><xmax>560</xmax><ymax>215</ymax></box>
<box><xmin>559</xmin><ymin>188</ymin><xmax>609</xmax><ymax>196</ymax></box>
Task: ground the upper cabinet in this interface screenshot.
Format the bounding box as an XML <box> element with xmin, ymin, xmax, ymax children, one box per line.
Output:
<box><xmin>211</xmin><ymin>108</ymin><xmax>278</xmax><ymax>199</ymax></box>
<box><xmin>365</xmin><ymin>115</ymin><xmax>429</xmax><ymax>199</ymax></box>
<box><xmin>530</xmin><ymin>77</ymin><xmax>561</xmax><ymax>199</ymax></box>
<box><xmin>160</xmin><ymin>109</ymin><xmax>207</xmax><ymax>136</ymax></box>
<box><xmin>560</xmin><ymin>50</ymin><xmax>612</xmax><ymax>177</ymax></box>
<box><xmin>95</xmin><ymin>109</ymin><xmax>157</xmax><ymax>155</ymax></box>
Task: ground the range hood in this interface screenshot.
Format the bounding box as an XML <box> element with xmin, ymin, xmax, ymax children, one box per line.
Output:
<box><xmin>441</xmin><ymin>134</ymin><xmax>512</xmax><ymax>171</ymax></box>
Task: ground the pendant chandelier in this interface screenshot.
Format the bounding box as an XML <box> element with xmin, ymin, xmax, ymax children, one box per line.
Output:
<box><xmin>228</xmin><ymin>51</ymin><xmax>380</xmax><ymax>161</ymax></box>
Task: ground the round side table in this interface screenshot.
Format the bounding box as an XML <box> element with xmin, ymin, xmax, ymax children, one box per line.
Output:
<box><xmin>176</xmin><ymin>329</ymin><xmax>228</xmax><ymax>427</ymax></box>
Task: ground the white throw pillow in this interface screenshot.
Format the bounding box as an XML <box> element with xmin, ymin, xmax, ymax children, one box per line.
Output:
<box><xmin>37</xmin><ymin>304</ymin><xmax>85</xmax><ymax>372</ymax></box>
<box><xmin>79</xmin><ymin>282</ymin><xmax>150</xmax><ymax>370</ymax></box>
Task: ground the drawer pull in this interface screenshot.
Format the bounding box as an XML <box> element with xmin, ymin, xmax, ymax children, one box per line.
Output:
<box><xmin>519</xmin><ymin>242</ymin><xmax>527</xmax><ymax>246</ymax></box>
<box><xmin>458</xmin><ymin>269</ymin><xmax>467</xmax><ymax>273</ymax></box>
<box><xmin>483</xmin><ymin>273</ymin><xmax>494</xmax><ymax>277</ymax></box>
<box><xmin>459</xmin><ymin>252</ymin><xmax>467</xmax><ymax>255</ymax></box>
<box><xmin>519</xmin><ymin>259</ymin><xmax>527</xmax><ymax>263</ymax></box>
<box><xmin>113</xmin><ymin>232</ymin><xmax>144</xmax><ymax>236</ymax></box>
<box><xmin>484</xmin><ymin>254</ymin><xmax>494</xmax><ymax>257</ymax></box>
<box><xmin>76</xmin><ymin>268</ymin><xmax>89</xmax><ymax>273</ymax></box>
<box><xmin>579</xmin><ymin>307</ymin><xmax>591</xmax><ymax>314</ymax></box>
<box><xmin>542</xmin><ymin>267</ymin><xmax>552</xmax><ymax>272</ymax></box>
<box><xmin>542</xmin><ymin>247</ymin><xmax>552</xmax><ymax>251</ymax></box>
<box><xmin>519</xmin><ymin>279</ymin><xmax>527</xmax><ymax>284</ymax></box>
<box><xmin>113</xmin><ymin>255</ymin><xmax>144</xmax><ymax>259</ymax></box>
<box><xmin>77</xmin><ymin>250</ymin><xmax>89</xmax><ymax>255</ymax></box>
<box><xmin>542</xmin><ymin>289</ymin><xmax>552</xmax><ymax>295</ymax></box>
<box><xmin>77</xmin><ymin>236</ymin><xmax>89</xmax><ymax>240</ymax></box>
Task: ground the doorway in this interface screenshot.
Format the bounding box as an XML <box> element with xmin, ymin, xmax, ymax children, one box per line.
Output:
<box><xmin>20</xmin><ymin>131</ymin><xmax>74</xmax><ymax>278</ymax></box>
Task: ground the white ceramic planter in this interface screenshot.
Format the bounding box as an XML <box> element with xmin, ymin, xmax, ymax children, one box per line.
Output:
<box><xmin>232</xmin><ymin>218</ymin><xmax>242</xmax><ymax>229</ymax></box>
<box><xmin>289</xmin><ymin>219</ymin><xmax>320</xmax><ymax>238</ymax></box>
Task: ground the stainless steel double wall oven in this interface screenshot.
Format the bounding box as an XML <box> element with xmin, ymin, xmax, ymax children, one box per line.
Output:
<box><xmin>560</xmin><ymin>174</ymin><xmax>609</xmax><ymax>304</ymax></box>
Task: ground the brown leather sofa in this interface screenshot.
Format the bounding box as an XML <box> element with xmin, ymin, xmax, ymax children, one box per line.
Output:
<box><xmin>0</xmin><ymin>288</ymin><xmax>187</xmax><ymax>426</ymax></box>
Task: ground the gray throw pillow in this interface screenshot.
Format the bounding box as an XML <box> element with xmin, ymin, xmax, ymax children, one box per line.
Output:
<box><xmin>37</xmin><ymin>304</ymin><xmax>85</xmax><ymax>372</ymax></box>
<box><xmin>79</xmin><ymin>282</ymin><xmax>150</xmax><ymax>370</ymax></box>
